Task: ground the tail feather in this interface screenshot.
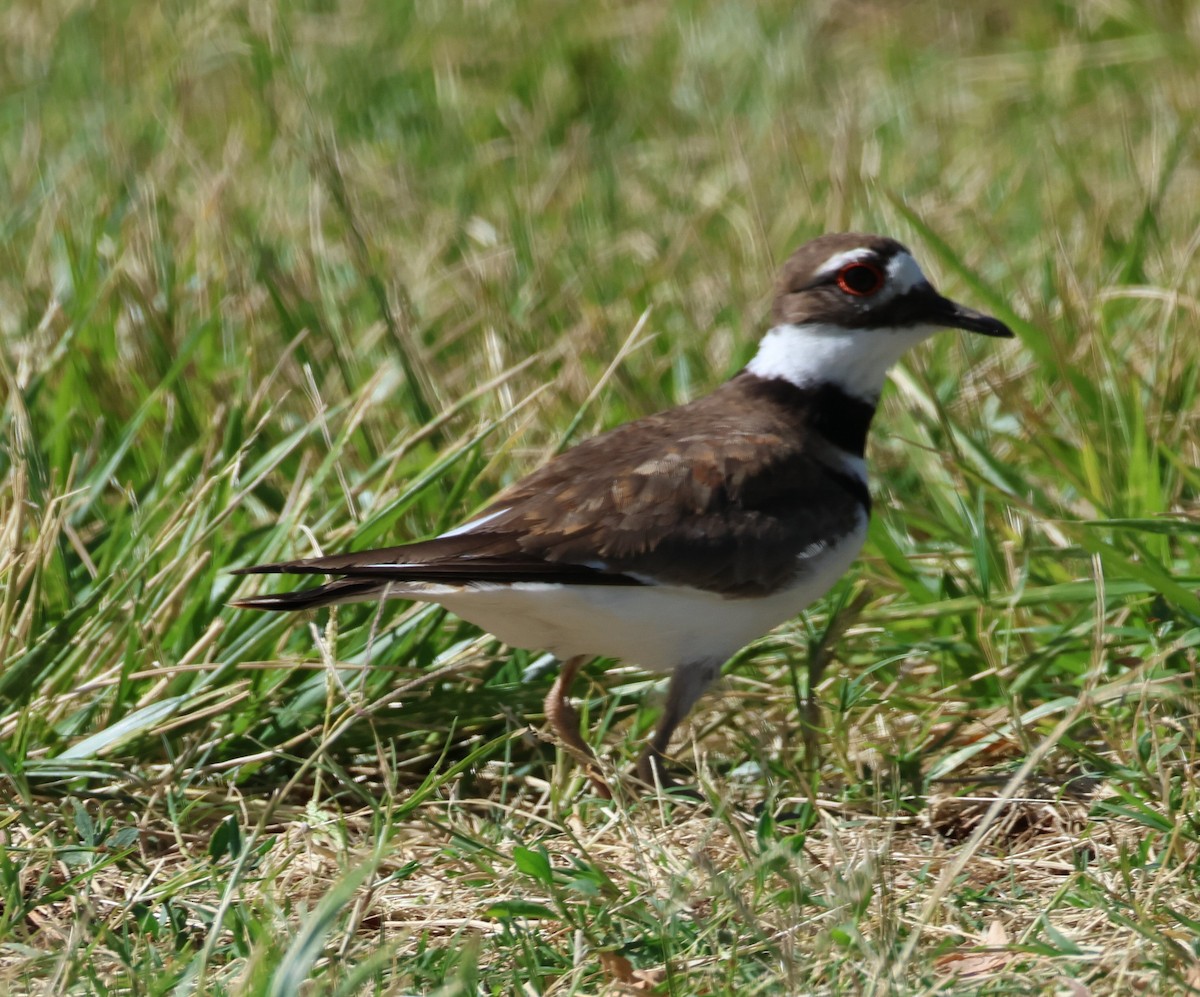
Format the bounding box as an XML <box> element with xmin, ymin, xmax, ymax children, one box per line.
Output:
<box><xmin>230</xmin><ymin>530</ymin><xmax>644</xmax><ymax>613</ymax></box>
<box><xmin>231</xmin><ymin>577</ymin><xmax>390</xmax><ymax>611</ymax></box>
<box><xmin>227</xmin><ymin>544</ymin><xmax>419</xmax><ymax>577</ymax></box>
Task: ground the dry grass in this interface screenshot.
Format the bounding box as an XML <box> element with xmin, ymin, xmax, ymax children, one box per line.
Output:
<box><xmin>3</xmin><ymin>764</ymin><xmax>1195</xmax><ymax>994</ymax></box>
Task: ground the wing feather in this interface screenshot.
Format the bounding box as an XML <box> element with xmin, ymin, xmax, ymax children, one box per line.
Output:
<box><xmin>233</xmin><ymin>374</ymin><xmax>868</xmax><ymax>606</ymax></box>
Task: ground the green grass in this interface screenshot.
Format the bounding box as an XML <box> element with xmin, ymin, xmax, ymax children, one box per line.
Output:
<box><xmin>3</xmin><ymin>0</ymin><xmax>1200</xmax><ymax>992</ymax></box>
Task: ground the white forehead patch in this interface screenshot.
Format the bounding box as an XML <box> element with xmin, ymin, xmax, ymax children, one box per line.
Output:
<box><xmin>886</xmin><ymin>252</ymin><xmax>927</xmax><ymax>293</ymax></box>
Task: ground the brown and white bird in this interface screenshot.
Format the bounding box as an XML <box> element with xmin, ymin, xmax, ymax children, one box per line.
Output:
<box><xmin>233</xmin><ymin>233</ymin><xmax>1012</xmax><ymax>794</ymax></box>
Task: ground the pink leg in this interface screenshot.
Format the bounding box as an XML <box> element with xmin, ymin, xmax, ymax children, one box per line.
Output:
<box><xmin>544</xmin><ymin>656</ymin><xmax>611</xmax><ymax>799</ymax></box>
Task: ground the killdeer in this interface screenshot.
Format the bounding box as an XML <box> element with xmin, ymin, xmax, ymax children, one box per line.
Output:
<box><xmin>233</xmin><ymin>233</ymin><xmax>1012</xmax><ymax>795</ymax></box>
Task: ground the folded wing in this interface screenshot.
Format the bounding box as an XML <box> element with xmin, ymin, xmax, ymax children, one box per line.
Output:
<box><xmin>232</xmin><ymin>377</ymin><xmax>866</xmax><ymax>609</ymax></box>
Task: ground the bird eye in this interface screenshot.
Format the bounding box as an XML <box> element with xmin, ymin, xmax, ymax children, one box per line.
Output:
<box><xmin>836</xmin><ymin>261</ymin><xmax>885</xmax><ymax>296</ymax></box>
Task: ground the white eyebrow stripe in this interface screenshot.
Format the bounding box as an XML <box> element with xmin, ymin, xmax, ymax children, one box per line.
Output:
<box><xmin>886</xmin><ymin>252</ymin><xmax>928</xmax><ymax>294</ymax></box>
<box><xmin>815</xmin><ymin>248</ymin><xmax>877</xmax><ymax>277</ymax></box>
<box><xmin>815</xmin><ymin>248</ymin><xmax>930</xmax><ymax>297</ymax></box>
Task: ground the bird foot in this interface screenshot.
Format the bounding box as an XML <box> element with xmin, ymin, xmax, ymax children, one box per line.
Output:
<box><xmin>634</xmin><ymin>750</ymin><xmax>703</xmax><ymax>800</ymax></box>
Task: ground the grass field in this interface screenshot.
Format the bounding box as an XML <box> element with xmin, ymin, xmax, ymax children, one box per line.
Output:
<box><xmin>3</xmin><ymin>0</ymin><xmax>1200</xmax><ymax>992</ymax></box>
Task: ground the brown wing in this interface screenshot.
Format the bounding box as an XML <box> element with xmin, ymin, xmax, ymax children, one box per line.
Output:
<box><xmin>233</xmin><ymin>376</ymin><xmax>868</xmax><ymax>601</ymax></box>
<box><xmin>467</xmin><ymin>388</ymin><xmax>865</xmax><ymax>596</ymax></box>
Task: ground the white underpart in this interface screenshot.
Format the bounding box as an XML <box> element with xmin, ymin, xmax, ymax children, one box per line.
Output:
<box><xmin>361</xmin><ymin>511</ymin><xmax>868</xmax><ymax>673</ymax></box>
<box><xmin>745</xmin><ymin>321</ymin><xmax>938</xmax><ymax>403</ymax></box>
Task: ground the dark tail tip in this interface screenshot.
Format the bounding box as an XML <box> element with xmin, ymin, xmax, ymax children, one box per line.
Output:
<box><xmin>230</xmin><ymin>591</ymin><xmax>327</xmax><ymax>612</ymax></box>
<box><xmin>230</xmin><ymin>577</ymin><xmax>387</xmax><ymax>612</ymax></box>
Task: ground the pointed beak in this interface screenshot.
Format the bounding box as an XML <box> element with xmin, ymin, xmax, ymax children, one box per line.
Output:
<box><xmin>919</xmin><ymin>285</ymin><xmax>1013</xmax><ymax>338</ymax></box>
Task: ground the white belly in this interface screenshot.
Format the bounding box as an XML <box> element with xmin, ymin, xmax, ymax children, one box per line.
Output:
<box><xmin>401</xmin><ymin>519</ymin><xmax>867</xmax><ymax>672</ymax></box>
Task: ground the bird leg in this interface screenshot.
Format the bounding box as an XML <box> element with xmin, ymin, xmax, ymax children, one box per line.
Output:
<box><xmin>544</xmin><ymin>655</ymin><xmax>612</xmax><ymax>798</ymax></box>
<box><xmin>635</xmin><ymin>661</ymin><xmax>720</xmax><ymax>791</ymax></box>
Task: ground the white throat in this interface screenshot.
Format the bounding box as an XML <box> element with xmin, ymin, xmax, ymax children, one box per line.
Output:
<box><xmin>745</xmin><ymin>322</ymin><xmax>938</xmax><ymax>403</ymax></box>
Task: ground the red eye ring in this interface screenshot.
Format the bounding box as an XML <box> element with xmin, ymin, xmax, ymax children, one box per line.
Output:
<box><xmin>836</xmin><ymin>261</ymin><xmax>885</xmax><ymax>297</ymax></box>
